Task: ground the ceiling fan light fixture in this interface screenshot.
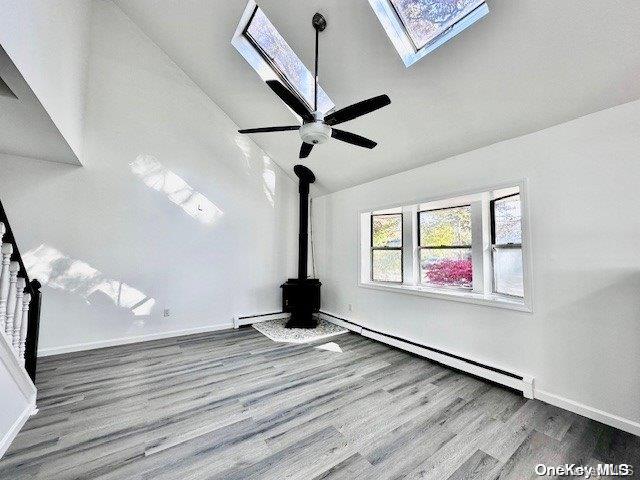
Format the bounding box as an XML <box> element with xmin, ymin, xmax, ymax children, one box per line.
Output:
<box><xmin>237</xmin><ymin>12</ymin><xmax>390</xmax><ymax>159</ymax></box>
<box><xmin>299</xmin><ymin>121</ymin><xmax>331</xmax><ymax>145</ymax></box>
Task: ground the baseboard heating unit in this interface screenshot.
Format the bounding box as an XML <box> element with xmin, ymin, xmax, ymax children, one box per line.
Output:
<box><xmin>233</xmin><ymin>311</ymin><xmax>290</xmax><ymax>329</ymax></box>
<box><xmin>317</xmin><ymin>311</ymin><xmax>534</xmax><ymax>398</ymax></box>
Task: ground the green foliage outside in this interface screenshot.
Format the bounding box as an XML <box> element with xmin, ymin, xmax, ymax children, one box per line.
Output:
<box><xmin>420</xmin><ymin>207</ymin><xmax>471</xmax><ymax>246</ymax></box>
<box><xmin>372</xmin><ymin>216</ymin><xmax>402</xmax><ymax>247</ymax></box>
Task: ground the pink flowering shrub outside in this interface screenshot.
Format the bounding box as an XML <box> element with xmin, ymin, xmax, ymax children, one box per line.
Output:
<box><xmin>425</xmin><ymin>259</ymin><xmax>472</xmax><ymax>287</ymax></box>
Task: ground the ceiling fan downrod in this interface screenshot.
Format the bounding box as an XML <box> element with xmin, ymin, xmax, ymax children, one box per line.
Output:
<box><xmin>237</xmin><ymin>11</ymin><xmax>391</xmax><ymax>160</ymax></box>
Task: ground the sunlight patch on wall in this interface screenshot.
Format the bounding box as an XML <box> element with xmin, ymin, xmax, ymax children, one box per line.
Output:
<box><xmin>23</xmin><ymin>244</ymin><xmax>155</xmax><ymax>316</ymax></box>
<box><xmin>130</xmin><ymin>155</ymin><xmax>223</xmax><ymax>225</ymax></box>
<box><xmin>233</xmin><ymin>134</ymin><xmax>278</xmax><ymax>208</ymax></box>
<box><xmin>262</xmin><ymin>155</ymin><xmax>276</xmax><ymax>207</ymax></box>
<box><xmin>234</xmin><ymin>133</ymin><xmax>255</xmax><ymax>172</ymax></box>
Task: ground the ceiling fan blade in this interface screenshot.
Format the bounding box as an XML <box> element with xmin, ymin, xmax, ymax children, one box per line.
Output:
<box><xmin>266</xmin><ymin>80</ymin><xmax>314</xmax><ymax>122</ymax></box>
<box><xmin>325</xmin><ymin>94</ymin><xmax>391</xmax><ymax>126</ymax></box>
<box><xmin>238</xmin><ymin>126</ymin><xmax>300</xmax><ymax>134</ymax></box>
<box><xmin>331</xmin><ymin>128</ymin><xmax>377</xmax><ymax>149</ymax></box>
<box><xmin>299</xmin><ymin>142</ymin><xmax>314</xmax><ymax>158</ymax></box>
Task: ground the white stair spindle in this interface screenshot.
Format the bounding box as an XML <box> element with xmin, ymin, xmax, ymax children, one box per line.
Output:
<box><xmin>0</xmin><ymin>244</ymin><xmax>14</xmax><ymax>332</ymax></box>
<box><xmin>0</xmin><ymin>222</ymin><xmax>4</xmax><ymax>242</ymax></box>
<box><xmin>4</xmin><ymin>261</ymin><xmax>20</xmax><ymax>338</ymax></box>
<box><xmin>12</xmin><ymin>278</ymin><xmax>26</xmax><ymax>352</ymax></box>
<box><xmin>19</xmin><ymin>293</ymin><xmax>30</xmax><ymax>365</ymax></box>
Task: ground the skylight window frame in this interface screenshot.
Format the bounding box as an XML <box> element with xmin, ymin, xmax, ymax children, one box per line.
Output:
<box><xmin>232</xmin><ymin>1</ymin><xmax>334</xmax><ymax>117</ymax></box>
<box><xmin>368</xmin><ymin>0</ymin><xmax>489</xmax><ymax>67</ymax></box>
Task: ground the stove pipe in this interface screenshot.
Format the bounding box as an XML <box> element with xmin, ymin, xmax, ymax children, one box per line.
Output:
<box><xmin>294</xmin><ymin>165</ymin><xmax>315</xmax><ymax>280</ymax></box>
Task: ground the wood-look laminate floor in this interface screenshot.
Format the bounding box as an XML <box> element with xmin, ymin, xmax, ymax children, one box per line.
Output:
<box><xmin>1</xmin><ymin>328</ymin><xmax>638</xmax><ymax>479</ymax></box>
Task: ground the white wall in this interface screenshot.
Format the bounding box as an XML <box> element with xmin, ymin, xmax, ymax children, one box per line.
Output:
<box><xmin>0</xmin><ymin>1</ymin><xmax>298</xmax><ymax>353</ymax></box>
<box><xmin>0</xmin><ymin>0</ymin><xmax>92</xmax><ymax>161</ymax></box>
<box><xmin>314</xmin><ymin>100</ymin><xmax>640</xmax><ymax>429</ymax></box>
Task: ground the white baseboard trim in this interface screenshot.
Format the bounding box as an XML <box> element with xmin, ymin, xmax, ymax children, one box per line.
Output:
<box><xmin>0</xmin><ymin>400</ymin><xmax>35</xmax><ymax>459</ymax></box>
<box><xmin>534</xmin><ymin>389</ymin><xmax>640</xmax><ymax>437</ymax></box>
<box><xmin>38</xmin><ymin>323</ymin><xmax>235</xmax><ymax>357</ymax></box>
<box><xmin>320</xmin><ymin>310</ymin><xmax>640</xmax><ymax>438</ymax></box>
<box><xmin>233</xmin><ymin>312</ymin><xmax>290</xmax><ymax>329</ymax></box>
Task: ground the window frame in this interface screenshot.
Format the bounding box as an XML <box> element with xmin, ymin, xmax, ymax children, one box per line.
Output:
<box><xmin>417</xmin><ymin>204</ymin><xmax>473</xmax><ymax>290</ymax></box>
<box><xmin>232</xmin><ymin>1</ymin><xmax>334</xmax><ymax>116</ymax></box>
<box><xmin>388</xmin><ymin>0</ymin><xmax>485</xmax><ymax>52</ymax></box>
<box><xmin>370</xmin><ymin>213</ymin><xmax>404</xmax><ymax>284</ymax></box>
<box><xmin>243</xmin><ymin>5</ymin><xmax>310</xmax><ymax>111</ymax></box>
<box><xmin>358</xmin><ymin>180</ymin><xmax>532</xmax><ymax>312</ymax></box>
<box><xmin>490</xmin><ymin>192</ymin><xmax>524</xmax><ymax>298</ymax></box>
<box><xmin>368</xmin><ymin>0</ymin><xmax>489</xmax><ymax>67</ymax></box>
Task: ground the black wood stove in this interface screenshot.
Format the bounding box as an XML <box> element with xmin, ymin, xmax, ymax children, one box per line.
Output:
<box><xmin>281</xmin><ymin>165</ymin><xmax>321</xmax><ymax>329</ymax></box>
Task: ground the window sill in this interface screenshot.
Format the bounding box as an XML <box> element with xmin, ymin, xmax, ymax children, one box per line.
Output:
<box><xmin>358</xmin><ymin>281</ymin><xmax>532</xmax><ymax>312</ymax></box>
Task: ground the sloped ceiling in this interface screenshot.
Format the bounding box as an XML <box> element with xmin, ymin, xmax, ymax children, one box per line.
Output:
<box><xmin>0</xmin><ymin>46</ymin><xmax>80</xmax><ymax>165</ymax></box>
<box><xmin>114</xmin><ymin>0</ymin><xmax>640</xmax><ymax>193</ymax></box>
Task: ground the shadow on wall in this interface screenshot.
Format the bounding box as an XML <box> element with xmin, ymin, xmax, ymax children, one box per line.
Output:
<box><xmin>130</xmin><ymin>154</ymin><xmax>224</xmax><ymax>225</ymax></box>
<box><xmin>23</xmin><ymin>244</ymin><xmax>155</xmax><ymax>316</ymax></box>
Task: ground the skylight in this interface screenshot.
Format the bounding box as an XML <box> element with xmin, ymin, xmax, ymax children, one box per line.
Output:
<box><xmin>232</xmin><ymin>1</ymin><xmax>334</xmax><ymax>115</ymax></box>
<box><xmin>369</xmin><ymin>0</ymin><xmax>489</xmax><ymax>67</ymax></box>
<box><xmin>390</xmin><ymin>0</ymin><xmax>485</xmax><ymax>49</ymax></box>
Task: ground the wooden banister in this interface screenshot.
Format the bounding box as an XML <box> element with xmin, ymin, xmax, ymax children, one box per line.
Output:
<box><xmin>0</xmin><ymin>198</ymin><xmax>41</xmax><ymax>382</ymax></box>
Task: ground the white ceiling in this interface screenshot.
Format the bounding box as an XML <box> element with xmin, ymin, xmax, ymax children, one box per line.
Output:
<box><xmin>114</xmin><ymin>0</ymin><xmax>640</xmax><ymax>193</ymax></box>
<box><xmin>0</xmin><ymin>47</ymin><xmax>80</xmax><ymax>165</ymax></box>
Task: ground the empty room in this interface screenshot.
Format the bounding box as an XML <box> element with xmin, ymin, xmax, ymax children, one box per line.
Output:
<box><xmin>0</xmin><ymin>0</ymin><xmax>638</xmax><ymax>478</ymax></box>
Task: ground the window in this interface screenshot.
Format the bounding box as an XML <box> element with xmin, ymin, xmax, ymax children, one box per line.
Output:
<box><xmin>491</xmin><ymin>193</ymin><xmax>523</xmax><ymax>297</ymax></box>
<box><xmin>360</xmin><ymin>184</ymin><xmax>529</xmax><ymax>311</ymax></box>
<box><xmin>368</xmin><ymin>0</ymin><xmax>489</xmax><ymax>67</ymax></box>
<box><xmin>371</xmin><ymin>213</ymin><xmax>403</xmax><ymax>282</ymax></box>
<box><xmin>390</xmin><ymin>0</ymin><xmax>485</xmax><ymax>50</ymax></box>
<box><xmin>232</xmin><ymin>2</ymin><xmax>334</xmax><ymax>114</ymax></box>
<box><xmin>419</xmin><ymin>205</ymin><xmax>472</xmax><ymax>288</ymax></box>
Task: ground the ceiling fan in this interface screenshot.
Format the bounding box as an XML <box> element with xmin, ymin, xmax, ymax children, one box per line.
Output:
<box><xmin>238</xmin><ymin>12</ymin><xmax>391</xmax><ymax>159</ymax></box>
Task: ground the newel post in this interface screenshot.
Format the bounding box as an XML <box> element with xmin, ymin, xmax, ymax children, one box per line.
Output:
<box><xmin>24</xmin><ymin>279</ymin><xmax>41</xmax><ymax>382</ymax></box>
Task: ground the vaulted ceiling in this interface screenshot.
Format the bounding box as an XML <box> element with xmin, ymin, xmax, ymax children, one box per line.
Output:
<box><xmin>0</xmin><ymin>47</ymin><xmax>80</xmax><ymax>165</ymax></box>
<box><xmin>115</xmin><ymin>0</ymin><xmax>640</xmax><ymax>193</ymax></box>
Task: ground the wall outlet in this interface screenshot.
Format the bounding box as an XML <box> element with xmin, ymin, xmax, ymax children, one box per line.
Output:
<box><xmin>163</xmin><ymin>308</ymin><xmax>171</xmax><ymax>317</ymax></box>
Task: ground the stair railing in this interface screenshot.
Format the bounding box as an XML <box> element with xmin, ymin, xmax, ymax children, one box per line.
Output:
<box><xmin>0</xmin><ymin>199</ymin><xmax>41</xmax><ymax>382</ymax></box>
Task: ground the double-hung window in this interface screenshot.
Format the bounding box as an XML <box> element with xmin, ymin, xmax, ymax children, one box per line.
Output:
<box><xmin>360</xmin><ymin>183</ymin><xmax>530</xmax><ymax>311</ymax></box>
<box><xmin>371</xmin><ymin>213</ymin><xmax>403</xmax><ymax>283</ymax></box>
<box><xmin>418</xmin><ymin>205</ymin><xmax>472</xmax><ymax>289</ymax></box>
<box><xmin>491</xmin><ymin>193</ymin><xmax>523</xmax><ymax>297</ymax></box>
